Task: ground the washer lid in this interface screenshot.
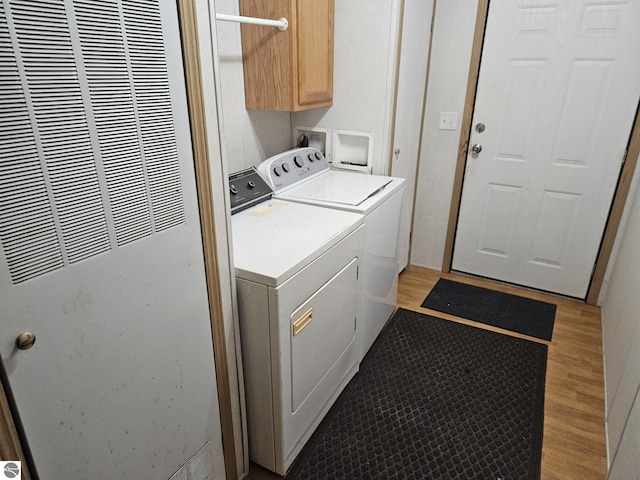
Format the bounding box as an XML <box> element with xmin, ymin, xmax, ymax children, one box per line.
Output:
<box><xmin>281</xmin><ymin>171</ymin><xmax>393</xmax><ymax>206</ymax></box>
<box><xmin>232</xmin><ymin>201</ymin><xmax>363</xmax><ymax>287</ymax></box>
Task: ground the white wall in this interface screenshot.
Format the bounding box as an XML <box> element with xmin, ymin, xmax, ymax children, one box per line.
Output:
<box><xmin>410</xmin><ymin>0</ymin><xmax>479</xmax><ymax>269</ymax></box>
<box><xmin>608</xmin><ymin>384</ymin><xmax>640</xmax><ymax>479</ymax></box>
<box><xmin>292</xmin><ymin>0</ymin><xmax>401</xmax><ymax>176</ymax></box>
<box><xmin>214</xmin><ymin>0</ymin><xmax>292</xmax><ymax>174</ymax></box>
<box><xmin>600</xmin><ymin>151</ymin><xmax>640</xmax><ymax>473</ymax></box>
<box><xmin>214</xmin><ymin>0</ymin><xmax>401</xmax><ymax>176</ymax></box>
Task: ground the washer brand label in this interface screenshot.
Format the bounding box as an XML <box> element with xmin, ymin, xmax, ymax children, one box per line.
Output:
<box><xmin>1</xmin><ymin>462</ymin><xmax>21</xmax><ymax>479</ymax></box>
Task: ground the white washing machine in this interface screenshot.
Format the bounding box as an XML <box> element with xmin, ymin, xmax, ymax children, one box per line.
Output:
<box><xmin>229</xmin><ymin>168</ymin><xmax>364</xmax><ymax>475</ymax></box>
<box><xmin>257</xmin><ymin>148</ymin><xmax>405</xmax><ymax>360</ymax></box>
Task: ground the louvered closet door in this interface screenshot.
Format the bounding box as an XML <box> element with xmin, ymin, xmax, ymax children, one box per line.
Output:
<box><xmin>0</xmin><ymin>1</ymin><xmax>224</xmax><ymax>479</ymax></box>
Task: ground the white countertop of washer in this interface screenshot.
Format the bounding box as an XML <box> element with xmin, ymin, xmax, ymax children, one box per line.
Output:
<box><xmin>232</xmin><ymin>200</ymin><xmax>364</xmax><ymax>287</ymax></box>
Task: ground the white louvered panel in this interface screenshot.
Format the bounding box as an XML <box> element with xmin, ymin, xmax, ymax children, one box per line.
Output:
<box><xmin>169</xmin><ymin>466</ymin><xmax>188</xmax><ymax>480</ymax></box>
<box><xmin>123</xmin><ymin>0</ymin><xmax>185</xmax><ymax>231</ymax></box>
<box><xmin>75</xmin><ymin>0</ymin><xmax>152</xmax><ymax>245</ymax></box>
<box><xmin>11</xmin><ymin>0</ymin><xmax>111</xmax><ymax>264</ymax></box>
<box><xmin>168</xmin><ymin>440</ymin><xmax>214</xmax><ymax>480</ymax></box>
<box><xmin>0</xmin><ymin>2</ymin><xmax>64</xmax><ymax>283</ymax></box>
<box><xmin>187</xmin><ymin>440</ymin><xmax>214</xmax><ymax>479</ymax></box>
<box><xmin>0</xmin><ymin>162</ymin><xmax>64</xmax><ymax>283</ymax></box>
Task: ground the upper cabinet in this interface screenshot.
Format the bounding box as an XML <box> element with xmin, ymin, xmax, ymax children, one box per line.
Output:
<box><xmin>239</xmin><ymin>0</ymin><xmax>334</xmax><ymax>111</ymax></box>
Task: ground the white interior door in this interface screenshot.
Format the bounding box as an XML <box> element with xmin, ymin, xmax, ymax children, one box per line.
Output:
<box><xmin>390</xmin><ymin>0</ymin><xmax>433</xmax><ymax>271</ymax></box>
<box><xmin>0</xmin><ymin>1</ymin><xmax>225</xmax><ymax>479</ymax></box>
<box><xmin>453</xmin><ymin>0</ymin><xmax>640</xmax><ymax>298</ymax></box>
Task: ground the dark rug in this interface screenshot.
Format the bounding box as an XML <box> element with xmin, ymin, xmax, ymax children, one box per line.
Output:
<box><xmin>285</xmin><ymin>308</ymin><xmax>548</xmax><ymax>480</ymax></box>
<box><xmin>421</xmin><ymin>279</ymin><xmax>556</xmax><ymax>341</ymax></box>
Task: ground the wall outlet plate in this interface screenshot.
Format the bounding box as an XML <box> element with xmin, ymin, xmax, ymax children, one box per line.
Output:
<box><xmin>293</xmin><ymin>126</ymin><xmax>331</xmax><ymax>160</ymax></box>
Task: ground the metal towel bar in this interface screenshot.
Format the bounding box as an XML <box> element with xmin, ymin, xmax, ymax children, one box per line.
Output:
<box><xmin>215</xmin><ymin>13</ymin><xmax>288</xmax><ymax>31</ymax></box>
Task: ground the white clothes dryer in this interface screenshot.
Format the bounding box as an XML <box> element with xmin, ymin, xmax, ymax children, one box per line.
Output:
<box><xmin>229</xmin><ymin>168</ymin><xmax>364</xmax><ymax>475</ymax></box>
<box><xmin>257</xmin><ymin>148</ymin><xmax>405</xmax><ymax>360</ymax></box>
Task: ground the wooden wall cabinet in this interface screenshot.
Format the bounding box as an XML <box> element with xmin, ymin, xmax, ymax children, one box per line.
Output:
<box><xmin>239</xmin><ymin>0</ymin><xmax>334</xmax><ymax>111</ymax></box>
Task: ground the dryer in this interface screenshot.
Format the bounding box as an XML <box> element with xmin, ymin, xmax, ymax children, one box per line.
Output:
<box><xmin>229</xmin><ymin>168</ymin><xmax>364</xmax><ymax>475</ymax></box>
<box><xmin>257</xmin><ymin>148</ymin><xmax>405</xmax><ymax>360</ymax></box>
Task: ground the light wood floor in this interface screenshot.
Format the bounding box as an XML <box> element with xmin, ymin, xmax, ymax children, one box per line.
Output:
<box><xmin>246</xmin><ymin>266</ymin><xmax>607</xmax><ymax>479</ymax></box>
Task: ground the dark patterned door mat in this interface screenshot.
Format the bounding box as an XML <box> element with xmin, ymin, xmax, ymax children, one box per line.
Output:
<box><xmin>285</xmin><ymin>308</ymin><xmax>547</xmax><ymax>480</ymax></box>
<box><xmin>421</xmin><ymin>278</ymin><xmax>556</xmax><ymax>341</ymax></box>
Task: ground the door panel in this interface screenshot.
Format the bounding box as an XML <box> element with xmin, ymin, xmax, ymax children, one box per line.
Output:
<box><xmin>297</xmin><ymin>0</ymin><xmax>333</xmax><ymax>106</ymax></box>
<box><xmin>478</xmin><ymin>184</ymin><xmax>520</xmax><ymax>259</ymax></box>
<box><xmin>530</xmin><ymin>191</ymin><xmax>579</xmax><ymax>267</ymax></box>
<box><xmin>453</xmin><ymin>0</ymin><xmax>640</xmax><ymax>297</ymax></box>
<box><xmin>390</xmin><ymin>0</ymin><xmax>433</xmax><ymax>271</ymax></box>
<box><xmin>0</xmin><ymin>1</ymin><xmax>224</xmax><ymax>478</ymax></box>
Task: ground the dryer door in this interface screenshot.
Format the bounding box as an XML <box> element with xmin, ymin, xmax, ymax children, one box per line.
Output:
<box><xmin>290</xmin><ymin>258</ymin><xmax>358</xmax><ymax>411</ymax></box>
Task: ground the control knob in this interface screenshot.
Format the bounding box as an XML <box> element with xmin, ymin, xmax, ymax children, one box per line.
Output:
<box><xmin>282</xmin><ymin>163</ymin><xmax>290</xmax><ymax>173</ymax></box>
<box><xmin>273</xmin><ymin>165</ymin><xmax>282</xmax><ymax>176</ymax></box>
<box><xmin>308</xmin><ymin>154</ymin><xmax>315</xmax><ymax>162</ymax></box>
<box><xmin>315</xmin><ymin>152</ymin><xmax>322</xmax><ymax>160</ymax></box>
<box><xmin>230</xmin><ymin>185</ymin><xmax>238</xmax><ymax>195</ymax></box>
<box><xmin>293</xmin><ymin>156</ymin><xmax>304</xmax><ymax>168</ymax></box>
<box><xmin>247</xmin><ymin>180</ymin><xmax>256</xmax><ymax>189</ymax></box>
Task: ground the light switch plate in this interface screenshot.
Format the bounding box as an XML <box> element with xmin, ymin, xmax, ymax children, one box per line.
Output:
<box><xmin>439</xmin><ymin>111</ymin><xmax>458</xmax><ymax>131</ymax></box>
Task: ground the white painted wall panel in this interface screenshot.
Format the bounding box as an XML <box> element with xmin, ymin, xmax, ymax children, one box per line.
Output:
<box><xmin>292</xmin><ymin>0</ymin><xmax>401</xmax><ymax>176</ymax></box>
<box><xmin>213</xmin><ymin>0</ymin><xmax>291</xmax><ymax>174</ymax></box>
<box><xmin>410</xmin><ymin>0</ymin><xmax>479</xmax><ymax>269</ymax></box>
<box><xmin>601</xmin><ymin>150</ymin><xmax>640</xmax><ymax>469</ymax></box>
<box><xmin>608</xmin><ymin>386</ymin><xmax>640</xmax><ymax>479</ymax></box>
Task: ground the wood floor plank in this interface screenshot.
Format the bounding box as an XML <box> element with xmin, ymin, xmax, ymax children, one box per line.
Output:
<box><xmin>245</xmin><ymin>267</ymin><xmax>607</xmax><ymax>479</ymax></box>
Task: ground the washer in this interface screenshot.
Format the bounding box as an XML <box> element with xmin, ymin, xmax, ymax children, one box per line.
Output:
<box><xmin>229</xmin><ymin>168</ymin><xmax>364</xmax><ymax>475</ymax></box>
<box><xmin>258</xmin><ymin>147</ymin><xmax>406</xmax><ymax>360</ymax></box>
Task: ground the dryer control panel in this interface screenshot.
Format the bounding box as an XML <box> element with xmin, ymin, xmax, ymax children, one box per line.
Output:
<box><xmin>257</xmin><ymin>147</ymin><xmax>329</xmax><ymax>192</ymax></box>
<box><xmin>229</xmin><ymin>167</ymin><xmax>273</xmax><ymax>214</ymax></box>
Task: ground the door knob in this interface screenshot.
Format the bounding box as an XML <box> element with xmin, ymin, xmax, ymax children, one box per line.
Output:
<box><xmin>16</xmin><ymin>332</ymin><xmax>36</xmax><ymax>350</ymax></box>
<box><xmin>471</xmin><ymin>143</ymin><xmax>483</xmax><ymax>154</ymax></box>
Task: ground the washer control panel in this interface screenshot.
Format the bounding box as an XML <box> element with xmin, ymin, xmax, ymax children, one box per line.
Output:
<box><xmin>229</xmin><ymin>167</ymin><xmax>273</xmax><ymax>214</ymax></box>
<box><xmin>257</xmin><ymin>147</ymin><xmax>329</xmax><ymax>191</ymax></box>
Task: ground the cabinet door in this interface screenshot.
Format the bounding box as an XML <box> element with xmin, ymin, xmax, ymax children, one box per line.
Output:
<box><xmin>296</xmin><ymin>0</ymin><xmax>333</xmax><ymax>108</ymax></box>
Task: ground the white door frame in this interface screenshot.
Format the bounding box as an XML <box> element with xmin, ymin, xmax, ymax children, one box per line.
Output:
<box><xmin>442</xmin><ymin>0</ymin><xmax>640</xmax><ymax>305</ymax></box>
<box><xmin>0</xmin><ymin>1</ymin><xmax>239</xmax><ymax>479</ymax></box>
